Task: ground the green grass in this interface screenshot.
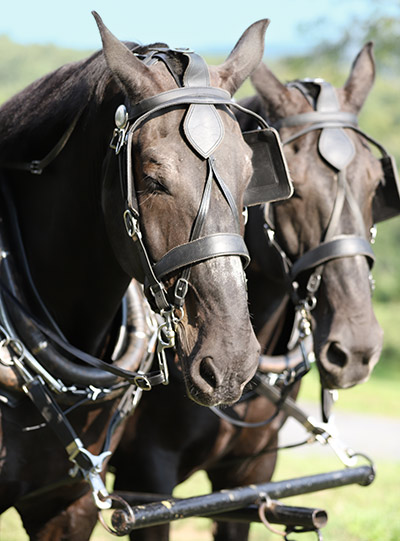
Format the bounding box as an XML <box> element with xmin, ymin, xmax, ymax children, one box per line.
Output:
<box><xmin>171</xmin><ymin>456</ymin><xmax>400</xmax><ymax>541</ymax></box>
<box><xmin>297</xmin><ymin>299</ymin><xmax>400</xmax><ymax>419</ymax></box>
<box><xmin>297</xmin><ymin>361</ymin><xmax>399</xmax><ymax>419</ymax></box>
<box><xmin>3</xmin><ymin>457</ymin><xmax>399</xmax><ymax>541</ymax></box>
<box><xmin>253</xmin><ymin>454</ymin><xmax>400</xmax><ymax>541</ymax></box>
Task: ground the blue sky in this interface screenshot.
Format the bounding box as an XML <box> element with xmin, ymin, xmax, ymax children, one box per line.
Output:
<box><xmin>0</xmin><ymin>0</ymin><xmax>386</xmax><ymax>56</ymax></box>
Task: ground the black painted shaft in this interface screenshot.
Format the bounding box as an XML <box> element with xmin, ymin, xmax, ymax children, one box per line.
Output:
<box><xmin>111</xmin><ymin>465</ymin><xmax>374</xmax><ymax>533</ymax></box>
<box><xmin>207</xmin><ymin>502</ymin><xmax>328</xmax><ymax>529</ymax></box>
<box><xmin>113</xmin><ymin>493</ymin><xmax>327</xmax><ymax>529</ymax></box>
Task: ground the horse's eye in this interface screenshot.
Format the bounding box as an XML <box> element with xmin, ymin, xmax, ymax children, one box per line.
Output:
<box><xmin>292</xmin><ymin>143</ymin><xmax>300</xmax><ymax>154</ymax></box>
<box><xmin>144</xmin><ymin>175</ymin><xmax>170</xmax><ymax>194</ymax></box>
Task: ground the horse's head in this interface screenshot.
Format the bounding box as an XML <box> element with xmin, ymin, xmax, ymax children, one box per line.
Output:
<box><xmin>250</xmin><ymin>43</ymin><xmax>386</xmax><ymax>389</ymax></box>
<box><xmin>94</xmin><ymin>13</ymin><xmax>270</xmax><ymax>406</ymax></box>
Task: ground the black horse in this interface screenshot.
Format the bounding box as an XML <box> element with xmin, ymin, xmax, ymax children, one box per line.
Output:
<box><xmin>111</xmin><ymin>42</ymin><xmax>396</xmax><ymax>541</ymax></box>
<box><xmin>0</xmin><ymin>12</ymin><xmax>271</xmax><ymax>540</ymax></box>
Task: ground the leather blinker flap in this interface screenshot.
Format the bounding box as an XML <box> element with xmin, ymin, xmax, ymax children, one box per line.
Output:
<box><xmin>243</xmin><ymin>127</ymin><xmax>293</xmax><ymax>206</ymax></box>
<box><xmin>373</xmin><ymin>154</ymin><xmax>400</xmax><ymax>222</ymax></box>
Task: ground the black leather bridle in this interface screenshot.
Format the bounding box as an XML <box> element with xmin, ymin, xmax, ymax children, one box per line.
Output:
<box><xmin>112</xmin><ymin>48</ymin><xmax>272</xmax><ymax>316</ymax></box>
<box><xmin>267</xmin><ymin>79</ymin><xmax>378</xmax><ymax>311</ymax></box>
<box><xmin>212</xmin><ymin>78</ymin><xmax>399</xmax><ymax>430</ymax></box>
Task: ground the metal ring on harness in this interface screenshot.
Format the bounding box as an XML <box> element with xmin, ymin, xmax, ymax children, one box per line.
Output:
<box><xmin>97</xmin><ymin>492</ymin><xmax>135</xmax><ymax>536</ymax></box>
<box><xmin>258</xmin><ymin>494</ymin><xmax>287</xmax><ymax>538</ymax></box>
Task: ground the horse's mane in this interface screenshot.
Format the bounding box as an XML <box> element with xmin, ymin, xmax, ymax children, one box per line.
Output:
<box><xmin>0</xmin><ymin>41</ymin><xmax>172</xmax><ymax>157</ymax></box>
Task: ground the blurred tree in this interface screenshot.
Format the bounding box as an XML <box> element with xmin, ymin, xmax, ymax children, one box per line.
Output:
<box><xmin>297</xmin><ymin>0</ymin><xmax>400</xmax><ymax>74</ymax></box>
<box><xmin>0</xmin><ymin>35</ymin><xmax>91</xmax><ymax>103</ymax></box>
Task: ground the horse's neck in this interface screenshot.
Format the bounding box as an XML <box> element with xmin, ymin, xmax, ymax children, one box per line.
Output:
<box><xmin>7</xmin><ymin>103</ymin><xmax>130</xmax><ymax>355</ymax></box>
<box><xmin>245</xmin><ymin>205</ymin><xmax>292</xmax><ymax>353</ymax></box>
<box><xmin>246</xmin><ymin>262</ymin><xmax>290</xmax><ymax>353</ymax></box>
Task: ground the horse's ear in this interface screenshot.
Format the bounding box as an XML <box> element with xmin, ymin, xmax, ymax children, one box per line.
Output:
<box><xmin>214</xmin><ymin>19</ymin><xmax>270</xmax><ymax>95</ymax></box>
<box><xmin>92</xmin><ymin>11</ymin><xmax>155</xmax><ymax>100</ymax></box>
<box><xmin>343</xmin><ymin>42</ymin><xmax>375</xmax><ymax>114</ymax></box>
<box><xmin>250</xmin><ymin>62</ymin><xmax>295</xmax><ymax>122</ymax></box>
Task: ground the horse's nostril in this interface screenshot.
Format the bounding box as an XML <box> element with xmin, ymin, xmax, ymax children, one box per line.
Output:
<box><xmin>326</xmin><ymin>342</ymin><xmax>348</xmax><ymax>368</ymax></box>
<box><xmin>199</xmin><ymin>357</ymin><xmax>218</xmax><ymax>389</ymax></box>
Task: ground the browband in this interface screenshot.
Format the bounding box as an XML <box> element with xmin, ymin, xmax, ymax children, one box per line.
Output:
<box><xmin>128</xmin><ymin>86</ymin><xmax>232</xmax><ymax>121</ymax></box>
<box><xmin>275</xmin><ymin>111</ymin><xmax>358</xmax><ymax>129</ymax></box>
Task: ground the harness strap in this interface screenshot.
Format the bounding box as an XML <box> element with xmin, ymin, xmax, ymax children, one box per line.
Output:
<box><xmin>210</xmin><ymin>156</ymin><xmax>241</xmax><ymax>227</ymax></box>
<box><xmin>323</xmin><ymin>170</ymin><xmax>347</xmax><ymax>241</ymax></box>
<box><xmin>122</xmin><ymin>207</ymin><xmax>170</xmax><ymax>312</ymax></box>
<box><xmin>190</xmin><ymin>159</ymin><xmax>214</xmax><ymax>240</ymax></box>
<box><xmin>0</xmin><ymin>278</ymin><xmax>165</xmax><ymax>388</ymax></box>
<box><xmin>281</xmin><ymin>122</ymin><xmax>358</xmax><ymax>146</ymax></box>
<box><xmin>127</xmin><ymin>87</ymin><xmax>231</xmax><ymax>121</ymax></box>
<box><xmin>174</xmin><ymin>159</ymin><xmax>214</xmax><ymax>306</ymax></box>
<box><xmin>23</xmin><ymin>376</ymin><xmax>94</xmax><ymax>470</ymax></box>
<box><xmin>0</xmin><ymin>109</ymin><xmax>84</xmax><ymax>174</ymax></box>
<box><xmin>23</xmin><ymin>375</ymin><xmax>113</xmax><ymax>508</ymax></box>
